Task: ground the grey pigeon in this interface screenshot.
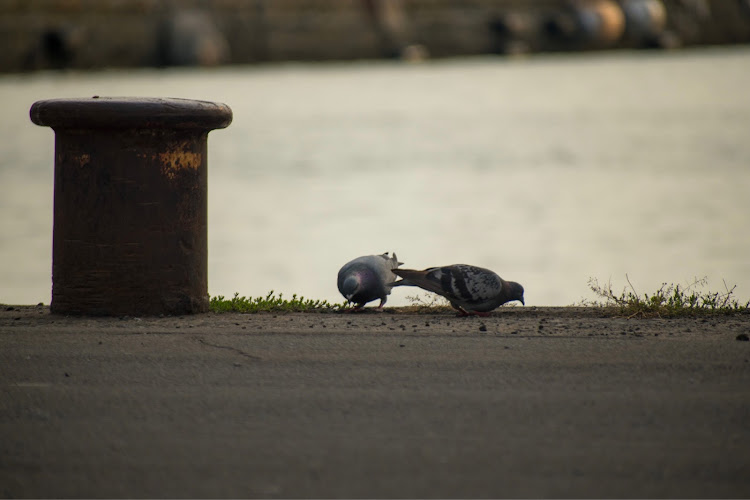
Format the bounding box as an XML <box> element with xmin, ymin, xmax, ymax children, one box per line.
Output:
<box><xmin>337</xmin><ymin>252</ymin><xmax>402</xmax><ymax>310</ymax></box>
<box><xmin>392</xmin><ymin>264</ymin><xmax>524</xmax><ymax>316</ymax></box>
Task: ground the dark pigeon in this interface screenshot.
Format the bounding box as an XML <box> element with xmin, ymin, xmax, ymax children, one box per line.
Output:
<box><xmin>337</xmin><ymin>252</ymin><xmax>402</xmax><ymax>310</ymax></box>
<box><xmin>392</xmin><ymin>264</ymin><xmax>524</xmax><ymax>316</ymax></box>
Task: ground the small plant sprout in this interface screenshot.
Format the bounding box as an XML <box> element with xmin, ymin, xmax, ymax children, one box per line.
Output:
<box><xmin>399</xmin><ymin>293</ymin><xmax>454</xmax><ymax>314</ymax></box>
<box><xmin>581</xmin><ymin>275</ymin><xmax>749</xmax><ymax>317</ymax></box>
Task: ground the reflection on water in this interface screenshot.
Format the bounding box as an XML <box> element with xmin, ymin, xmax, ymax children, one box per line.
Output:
<box><xmin>1</xmin><ymin>47</ymin><xmax>749</xmax><ymax>306</ymax></box>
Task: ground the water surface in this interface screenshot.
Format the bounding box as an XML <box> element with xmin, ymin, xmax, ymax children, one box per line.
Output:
<box><xmin>1</xmin><ymin>47</ymin><xmax>749</xmax><ymax>306</ymax></box>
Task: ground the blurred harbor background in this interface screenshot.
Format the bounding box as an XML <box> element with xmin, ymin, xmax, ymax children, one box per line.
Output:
<box><xmin>1</xmin><ymin>1</ymin><xmax>749</xmax><ymax>307</ymax></box>
<box><xmin>3</xmin><ymin>0</ymin><xmax>750</xmax><ymax>72</ymax></box>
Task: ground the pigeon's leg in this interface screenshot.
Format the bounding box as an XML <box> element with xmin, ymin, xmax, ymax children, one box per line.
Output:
<box><xmin>454</xmin><ymin>305</ymin><xmax>471</xmax><ymax>317</ymax></box>
<box><xmin>375</xmin><ymin>298</ymin><xmax>387</xmax><ymax>311</ymax></box>
<box><xmin>346</xmin><ymin>303</ymin><xmax>365</xmax><ymax>313</ymax></box>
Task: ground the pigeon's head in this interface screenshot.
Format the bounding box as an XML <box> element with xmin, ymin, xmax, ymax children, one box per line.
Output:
<box><xmin>509</xmin><ymin>281</ymin><xmax>525</xmax><ymax>305</ymax></box>
<box><xmin>341</xmin><ymin>274</ymin><xmax>362</xmax><ymax>302</ymax></box>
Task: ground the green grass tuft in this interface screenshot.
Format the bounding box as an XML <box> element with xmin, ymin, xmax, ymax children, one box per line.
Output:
<box><xmin>209</xmin><ymin>291</ymin><xmax>345</xmax><ymax>313</ymax></box>
<box><xmin>581</xmin><ymin>275</ymin><xmax>749</xmax><ymax>317</ymax></box>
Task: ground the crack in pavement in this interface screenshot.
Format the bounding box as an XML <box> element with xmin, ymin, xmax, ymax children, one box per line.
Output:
<box><xmin>197</xmin><ymin>338</ymin><xmax>262</xmax><ymax>360</ymax></box>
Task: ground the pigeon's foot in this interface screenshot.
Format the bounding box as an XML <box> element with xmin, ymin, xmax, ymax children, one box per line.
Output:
<box><xmin>471</xmin><ymin>311</ymin><xmax>491</xmax><ymax>317</ymax></box>
<box><xmin>455</xmin><ymin>306</ymin><xmax>490</xmax><ymax>317</ymax></box>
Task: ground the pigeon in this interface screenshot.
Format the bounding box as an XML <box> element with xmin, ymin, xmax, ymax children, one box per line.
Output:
<box><xmin>337</xmin><ymin>252</ymin><xmax>402</xmax><ymax>310</ymax></box>
<box><xmin>392</xmin><ymin>264</ymin><xmax>524</xmax><ymax>316</ymax></box>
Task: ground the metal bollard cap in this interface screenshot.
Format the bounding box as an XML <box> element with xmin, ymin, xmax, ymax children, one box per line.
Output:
<box><xmin>30</xmin><ymin>96</ymin><xmax>233</xmax><ymax>131</ymax></box>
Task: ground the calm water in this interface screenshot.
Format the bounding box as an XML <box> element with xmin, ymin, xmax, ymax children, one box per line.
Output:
<box><xmin>1</xmin><ymin>47</ymin><xmax>749</xmax><ymax>306</ymax></box>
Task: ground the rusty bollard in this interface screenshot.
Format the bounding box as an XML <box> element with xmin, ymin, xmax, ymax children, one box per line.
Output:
<box><xmin>30</xmin><ymin>97</ymin><xmax>232</xmax><ymax>316</ymax></box>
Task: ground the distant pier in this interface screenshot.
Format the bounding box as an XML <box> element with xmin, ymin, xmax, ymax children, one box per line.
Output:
<box><xmin>2</xmin><ymin>0</ymin><xmax>750</xmax><ymax>71</ymax></box>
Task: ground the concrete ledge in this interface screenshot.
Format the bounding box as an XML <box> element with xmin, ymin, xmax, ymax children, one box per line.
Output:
<box><xmin>2</xmin><ymin>304</ymin><xmax>749</xmax><ymax>497</ymax></box>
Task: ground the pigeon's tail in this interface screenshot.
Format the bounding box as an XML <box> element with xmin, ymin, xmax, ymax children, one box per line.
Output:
<box><xmin>391</xmin><ymin>267</ymin><xmax>450</xmax><ymax>298</ymax></box>
<box><xmin>389</xmin><ymin>278</ymin><xmax>415</xmax><ymax>288</ymax></box>
<box><xmin>393</xmin><ymin>252</ymin><xmax>404</xmax><ymax>266</ymax></box>
<box><xmin>392</xmin><ymin>268</ymin><xmax>426</xmax><ymax>279</ymax></box>
<box><xmin>390</xmin><ymin>268</ymin><xmax>429</xmax><ymax>288</ymax></box>
<box><xmin>383</xmin><ymin>252</ymin><xmax>403</xmax><ymax>269</ymax></box>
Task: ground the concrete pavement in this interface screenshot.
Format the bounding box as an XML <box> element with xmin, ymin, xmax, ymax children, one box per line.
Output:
<box><xmin>1</xmin><ymin>306</ymin><xmax>749</xmax><ymax>498</ymax></box>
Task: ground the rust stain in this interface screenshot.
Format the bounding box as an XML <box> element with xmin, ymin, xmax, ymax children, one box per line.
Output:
<box><xmin>159</xmin><ymin>147</ymin><xmax>202</xmax><ymax>180</ymax></box>
<box><xmin>74</xmin><ymin>153</ymin><xmax>91</xmax><ymax>167</ymax></box>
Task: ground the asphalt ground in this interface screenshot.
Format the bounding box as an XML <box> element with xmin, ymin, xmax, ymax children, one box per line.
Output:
<box><xmin>1</xmin><ymin>305</ymin><xmax>749</xmax><ymax>498</ymax></box>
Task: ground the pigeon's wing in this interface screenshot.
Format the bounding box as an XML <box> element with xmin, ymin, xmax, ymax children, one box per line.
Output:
<box><xmin>448</xmin><ymin>265</ymin><xmax>505</xmax><ymax>307</ymax></box>
<box><xmin>393</xmin><ymin>265</ymin><xmax>503</xmax><ymax>307</ymax></box>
